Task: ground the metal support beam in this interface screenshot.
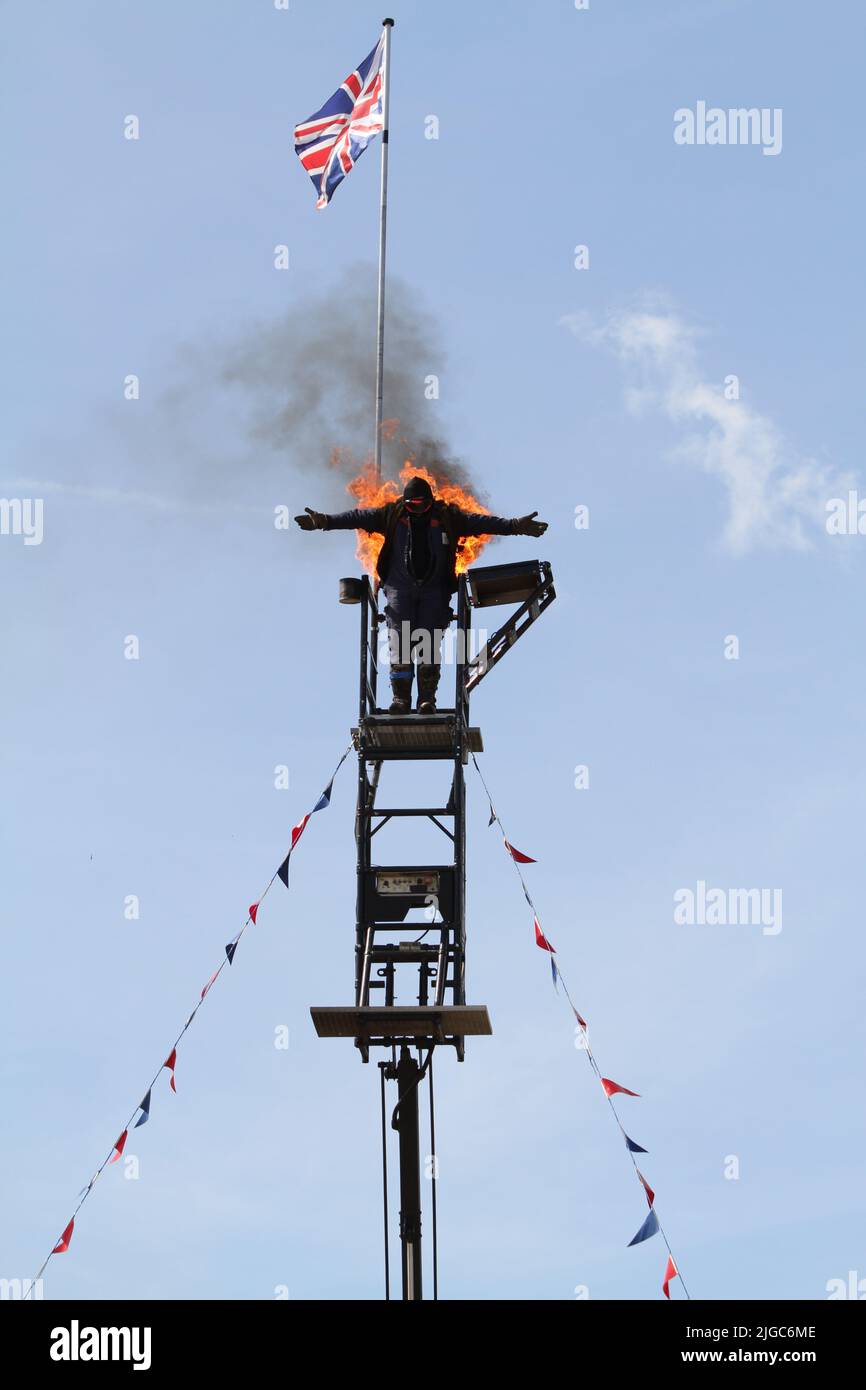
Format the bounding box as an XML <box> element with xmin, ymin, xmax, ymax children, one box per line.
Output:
<box><xmin>394</xmin><ymin>1047</ymin><xmax>423</xmax><ymax>1301</ymax></box>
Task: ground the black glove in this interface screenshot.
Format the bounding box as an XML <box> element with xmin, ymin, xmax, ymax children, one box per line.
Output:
<box><xmin>294</xmin><ymin>507</ymin><xmax>329</xmax><ymax>531</ymax></box>
<box><xmin>513</xmin><ymin>511</ymin><xmax>548</xmax><ymax>538</ymax></box>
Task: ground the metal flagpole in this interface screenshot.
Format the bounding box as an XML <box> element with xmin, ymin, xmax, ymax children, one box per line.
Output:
<box><xmin>373</xmin><ymin>18</ymin><xmax>394</xmax><ymax>482</ymax></box>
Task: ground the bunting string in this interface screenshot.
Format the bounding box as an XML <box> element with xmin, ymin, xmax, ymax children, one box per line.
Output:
<box><xmin>471</xmin><ymin>752</ymin><xmax>690</xmax><ymax>1300</ymax></box>
<box><xmin>26</xmin><ymin>743</ymin><xmax>353</xmax><ymax>1296</ymax></box>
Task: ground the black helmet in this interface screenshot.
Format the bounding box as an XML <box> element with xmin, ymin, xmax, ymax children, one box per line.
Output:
<box><xmin>402</xmin><ymin>475</ymin><xmax>434</xmax><ymax>512</ymax></box>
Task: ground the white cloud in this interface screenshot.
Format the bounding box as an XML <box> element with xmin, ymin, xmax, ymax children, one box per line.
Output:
<box><xmin>5</xmin><ymin>478</ymin><xmax>259</xmax><ymax>516</ymax></box>
<box><xmin>562</xmin><ymin>304</ymin><xmax>847</xmax><ymax>553</ymax></box>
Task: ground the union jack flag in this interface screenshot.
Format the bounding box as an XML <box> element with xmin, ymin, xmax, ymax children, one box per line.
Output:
<box><xmin>294</xmin><ymin>34</ymin><xmax>386</xmax><ymax>209</ymax></box>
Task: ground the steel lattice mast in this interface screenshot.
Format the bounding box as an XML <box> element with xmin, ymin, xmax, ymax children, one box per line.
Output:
<box><xmin>312</xmin><ymin>559</ymin><xmax>556</xmax><ymax>1298</ymax></box>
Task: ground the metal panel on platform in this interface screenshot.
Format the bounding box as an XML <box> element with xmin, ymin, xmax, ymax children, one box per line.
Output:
<box><xmin>311</xmin><ymin>1005</ymin><xmax>492</xmax><ymax>1040</ymax></box>
<box><xmin>466</xmin><ymin>558</ymin><xmax>549</xmax><ymax>608</ymax></box>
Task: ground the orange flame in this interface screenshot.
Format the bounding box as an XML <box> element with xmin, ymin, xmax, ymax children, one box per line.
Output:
<box><xmin>341</xmin><ymin>442</ymin><xmax>495</xmax><ymax>578</ymax></box>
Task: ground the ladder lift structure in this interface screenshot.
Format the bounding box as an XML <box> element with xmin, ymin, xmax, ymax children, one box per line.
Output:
<box><xmin>311</xmin><ymin>556</ymin><xmax>555</xmax><ymax>1299</ymax></box>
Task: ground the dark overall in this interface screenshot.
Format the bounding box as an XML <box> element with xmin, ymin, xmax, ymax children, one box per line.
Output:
<box><xmin>323</xmin><ymin>500</ymin><xmax>517</xmax><ymax>703</ymax></box>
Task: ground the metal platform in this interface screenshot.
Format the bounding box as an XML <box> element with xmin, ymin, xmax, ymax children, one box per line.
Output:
<box><xmin>311</xmin><ymin>1004</ymin><xmax>492</xmax><ymax>1042</ymax></box>
<box><xmin>353</xmin><ymin>713</ymin><xmax>483</xmax><ymax>758</ymax></box>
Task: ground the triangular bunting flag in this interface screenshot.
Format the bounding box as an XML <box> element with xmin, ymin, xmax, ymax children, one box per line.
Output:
<box><xmin>624</xmin><ymin>1132</ymin><xmax>647</xmax><ymax>1154</ymax></box>
<box><xmin>628</xmin><ymin>1207</ymin><xmax>660</xmax><ymax>1246</ymax></box>
<box><xmin>601</xmin><ymin>1076</ymin><xmax>640</xmax><ymax>1099</ymax></box>
<box><xmin>550</xmin><ymin>956</ymin><xmax>559</xmax><ymax>988</ymax></box>
<box><xmin>201</xmin><ymin>968</ymin><xmax>219</xmax><ymax>1000</ymax></box>
<box><xmin>249</xmin><ymin>902</ymin><xmax>259</xmax><ymax>926</ymax></box>
<box><xmin>636</xmin><ymin>1168</ymin><xmax>655</xmax><ymax>1208</ymax></box>
<box><xmin>663</xmin><ymin>1255</ymin><xmax>679</xmax><ymax>1299</ymax></box>
<box><xmin>291</xmin><ymin>813</ymin><xmax>311</xmax><ymax>850</ymax></box>
<box><xmin>53</xmin><ymin>1218</ymin><xmax>74</xmax><ymax>1254</ymax></box>
<box><xmin>108</xmin><ymin>1129</ymin><xmax>128</xmax><ymax>1165</ymax></box>
<box><xmin>572</xmin><ymin>1006</ymin><xmax>588</xmax><ymax>1031</ymax></box>
<box><xmin>312</xmin><ymin>781</ymin><xmax>334</xmax><ymax>813</ymax></box>
<box><xmin>487</xmin><ymin>804</ymin><xmax>496</xmax><ymax>827</ymax></box>
<box><xmin>226</xmin><ymin>931</ymin><xmax>242</xmax><ymax>964</ymax></box>
<box><xmin>534</xmin><ymin>916</ymin><xmax>555</xmax><ymax>953</ymax></box>
<box><xmin>277</xmin><ymin>854</ymin><xmax>290</xmax><ymax>889</ymax></box>
<box><xmin>164</xmin><ymin>1048</ymin><xmax>177</xmax><ymax>1093</ymax></box>
<box><xmin>134</xmin><ymin>1090</ymin><xmax>151</xmax><ymax>1128</ymax></box>
<box><xmin>504</xmin><ymin>838</ymin><xmax>536</xmax><ymax>864</ymax></box>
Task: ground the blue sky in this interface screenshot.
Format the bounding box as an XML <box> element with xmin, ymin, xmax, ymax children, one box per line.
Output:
<box><xmin>3</xmin><ymin>0</ymin><xmax>865</xmax><ymax>1300</ymax></box>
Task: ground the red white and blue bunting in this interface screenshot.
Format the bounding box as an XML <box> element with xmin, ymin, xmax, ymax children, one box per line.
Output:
<box><xmin>28</xmin><ymin>738</ymin><xmax>688</xmax><ymax>1301</ymax></box>
<box><xmin>471</xmin><ymin>752</ymin><xmax>689</xmax><ymax>1300</ymax></box>
<box><xmin>27</xmin><ymin>745</ymin><xmax>352</xmax><ymax>1293</ymax></box>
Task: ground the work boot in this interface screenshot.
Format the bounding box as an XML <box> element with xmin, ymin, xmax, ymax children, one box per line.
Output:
<box><xmin>389</xmin><ymin>665</ymin><xmax>413</xmax><ymax>714</ymax></box>
<box><xmin>416</xmin><ymin>664</ymin><xmax>440</xmax><ymax>715</ymax></box>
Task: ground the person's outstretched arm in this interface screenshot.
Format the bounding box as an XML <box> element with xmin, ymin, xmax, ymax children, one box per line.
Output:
<box><xmin>449</xmin><ymin>507</ymin><xmax>548</xmax><ymax>538</ymax></box>
<box><xmin>294</xmin><ymin>505</ymin><xmax>389</xmax><ymax>533</ymax></box>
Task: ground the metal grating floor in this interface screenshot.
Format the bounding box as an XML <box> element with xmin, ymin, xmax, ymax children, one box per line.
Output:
<box><xmin>354</xmin><ymin>715</ymin><xmax>483</xmax><ymax>754</ymax></box>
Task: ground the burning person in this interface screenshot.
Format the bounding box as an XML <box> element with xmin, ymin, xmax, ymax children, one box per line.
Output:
<box><xmin>295</xmin><ymin>475</ymin><xmax>547</xmax><ymax>713</ymax></box>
